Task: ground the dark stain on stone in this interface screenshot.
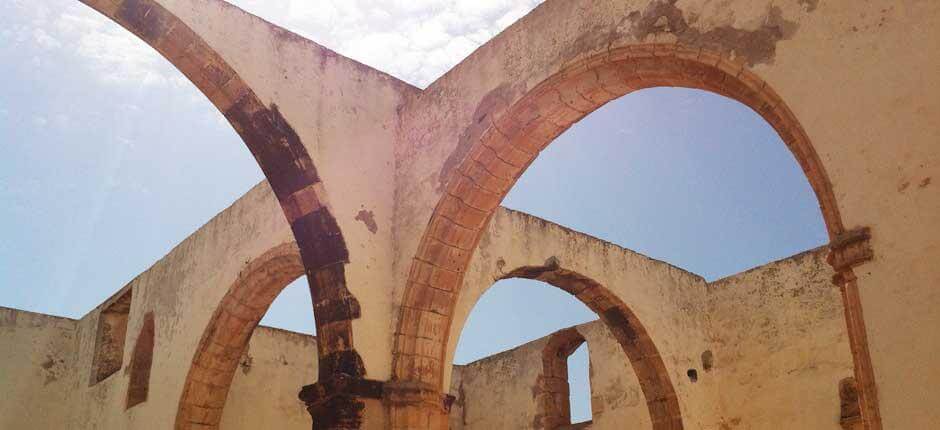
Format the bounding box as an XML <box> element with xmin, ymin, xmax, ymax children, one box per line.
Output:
<box><xmin>305</xmin><ymin>394</ymin><xmax>366</xmax><ymax>430</ymax></box>
<box><xmin>292</xmin><ymin>209</ymin><xmax>349</xmax><ymax>269</ymax></box>
<box><xmin>438</xmin><ymin>82</ymin><xmax>521</xmax><ymax>192</ymax></box>
<box><xmin>701</xmin><ymin>350</ymin><xmax>715</xmax><ymax>371</ymax></box>
<box><xmin>627</xmin><ymin>1</ymin><xmax>800</xmax><ymax>66</ymax></box>
<box><xmin>799</xmin><ymin>0</ymin><xmax>819</xmax><ymax>12</ymax></box>
<box><xmin>41</xmin><ymin>354</ymin><xmax>64</xmax><ymax>385</ymax></box>
<box><xmin>314</xmin><ymin>295</ymin><xmax>362</xmax><ymax>325</ymax></box>
<box><xmin>355</xmin><ymin>209</ymin><xmax>378</xmax><ymax>234</ymax></box>
<box><xmin>0</xmin><ymin>310</ymin><xmax>15</xmax><ymax>327</ymax></box>
<box><xmin>239</xmin><ymin>353</ymin><xmax>253</xmax><ymax>375</ymax></box>
<box><xmin>505</xmin><ymin>264</ymin><xmax>557</xmax><ymax>281</ymax></box>
<box><xmin>225</xmin><ymin>100</ymin><xmax>322</xmax><ymax>202</ymax></box>
<box><xmin>456</xmin><ymin>378</ymin><xmax>468</xmax><ymax>426</ymax></box>
<box><xmin>603</xmin><ymin>307</ymin><xmax>639</xmax><ymax>342</ymax></box>
<box><xmin>544</xmin><ymin>256</ymin><xmax>561</xmax><ymax>269</ymax></box>
<box><xmin>319</xmin><ymin>350</ymin><xmax>367</xmax><ymax>381</ymax></box>
<box><xmin>41</xmin><ymin>356</ymin><xmax>55</xmax><ymax>370</ymax></box>
<box><xmin>919</xmin><ymin>177</ymin><xmax>931</xmax><ymax>188</ymax></box>
<box><xmin>719</xmin><ymin>417</ymin><xmax>743</xmax><ymax>429</ymax></box>
<box><xmin>118</xmin><ymin>0</ymin><xmax>173</xmax><ymax>44</ymax></box>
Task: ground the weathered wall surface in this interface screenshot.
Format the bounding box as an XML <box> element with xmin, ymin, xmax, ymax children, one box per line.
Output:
<box><xmin>150</xmin><ymin>0</ymin><xmax>418</xmax><ymax>381</ymax></box>
<box><xmin>0</xmin><ymin>307</ymin><xmax>78</xmax><ymax>429</ymax></box>
<box><xmin>4</xmin><ymin>0</ymin><xmax>937</xmax><ymax>428</ymax></box>
<box><xmin>448</xmin><ymin>338</ymin><xmax>548</xmax><ymax>429</ymax></box>
<box><xmin>705</xmin><ymin>248</ymin><xmax>852</xmax><ymax>430</ymax></box>
<box><xmin>393</xmin><ymin>1</ymin><xmax>940</xmax><ymax>427</ymax></box>
<box><xmin>452</xmin><ymin>207</ymin><xmax>714</xmax><ymax>427</ymax></box>
<box><xmin>449</xmin><ymin>248</ymin><xmax>852</xmax><ymax>430</ymax></box>
<box><xmin>578</xmin><ymin>322</ymin><xmax>650</xmax><ymax>429</ymax></box>
<box><xmin>447</xmin><ymin>321</ymin><xmax>653</xmax><ymax>430</ymax></box>
<box><xmin>448</xmin><ymin>365</ymin><xmax>466</xmax><ymax>430</ymax></box>
<box><xmin>220</xmin><ymin>326</ymin><xmax>317</xmax><ymax>429</ymax></box>
<box><xmin>61</xmin><ymin>180</ymin><xmax>301</xmax><ymax>428</ymax></box>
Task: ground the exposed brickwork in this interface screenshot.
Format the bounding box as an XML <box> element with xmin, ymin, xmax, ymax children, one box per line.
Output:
<box><xmin>828</xmin><ymin>227</ymin><xmax>881</xmax><ymax>430</ymax></box>
<box><xmin>175</xmin><ymin>243</ymin><xmax>304</xmax><ymax>429</ymax></box>
<box><xmin>506</xmin><ymin>266</ymin><xmax>683</xmax><ymax>430</ymax></box>
<box><xmin>840</xmin><ymin>377</ymin><xmax>864</xmax><ymax>430</ymax></box>
<box><xmin>393</xmin><ymin>44</ymin><xmax>851</xmax><ymax>429</ymax></box>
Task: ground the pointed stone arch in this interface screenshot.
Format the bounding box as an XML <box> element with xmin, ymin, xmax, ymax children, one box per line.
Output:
<box><xmin>392</xmin><ymin>43</ymin><xmax>875</xmax><ymax>429</ymax></box>
<box><xmin>175</xmin><ymin>242</ymin><xmax>304</xmax><ymax>428</ymax></box>
<box><xmin>78</xmin><ymin>1</ymin><xmax>364</xmax><ymax>427</ymax></box>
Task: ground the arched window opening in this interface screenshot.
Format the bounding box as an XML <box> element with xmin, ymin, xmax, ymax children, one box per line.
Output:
<box><xmin>451</xmin><ymin>273</ymin><xmax>668</xmax><ymax>430</ymax></box>
<box><xmin>451</xmin><ymin>279</ymin><xmax>596</xmax><ymax>429</ymax></box>
<box><xmin>125</xmin><ymin>311</ymin><xmax>154</xmax><ymax>409</ymax></box>
<box><xmin>439</xmin><ymin>84</ymin><xmax>838</xmax><ymax>430</ymax></box>
<box><xmin>177</xmin><ymin>245</ymin><xmax>323</xmax><ymax>429</ymax></box>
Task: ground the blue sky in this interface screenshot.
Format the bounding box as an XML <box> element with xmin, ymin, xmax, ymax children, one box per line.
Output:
<box><xmin>0</xmin><ymin>0</ymin><xmax>827</xmax><ymax>423</ymax></box>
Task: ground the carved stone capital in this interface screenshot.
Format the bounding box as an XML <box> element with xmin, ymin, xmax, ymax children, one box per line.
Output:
<box><xmin>828</xmin><ymin>227</ymin><xmax>873</xmax><ymax>285</ymax></box>
<box><xmin>298</xmin><ymin>375</ymin><xmax>385</xmax><ymax>430</ymax></box>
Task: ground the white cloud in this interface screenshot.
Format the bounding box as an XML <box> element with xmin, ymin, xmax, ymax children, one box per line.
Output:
<box><xmin>6</xmin><ymin>0</ymin><xmax>175</xmax><ymax>87</ymax></box>
<box><xmin>226</xmin><ymin>0</ymin><xmax>544</xmax><ymax>87</ymax></box>
<box><xmin>6</xmin><ymin>0</ymin><xmax>543</xmax><ymax>89</ymax></box>
<box><xmin>32</xmin><ymin>27</ymin><xmax>61</xmax><ymax>49</ymax></box>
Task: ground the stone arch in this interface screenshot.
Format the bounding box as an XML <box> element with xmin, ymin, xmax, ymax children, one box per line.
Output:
<box><xmin>393</xmin><ymin>44</ymin><xmax>870</xmax><ymax>428</ymax></box>
<box><xmin>78</xmin><ymin>1</ymin><xmax>367</xmax><ymax>425</ymax></box>
<box><xmin>501</xmin><ymin>266</ymin><xmax>679</xmax><ymax>429</ymax></box>
<box><xmin>535</xmin><ymin>327</ymin><xmax>588</xmax><ymax>429</ymax></box>
<box><xmin>175</xmin><ymin>242</ymin><xmax>304</xmax><ymax>429</ymax></box>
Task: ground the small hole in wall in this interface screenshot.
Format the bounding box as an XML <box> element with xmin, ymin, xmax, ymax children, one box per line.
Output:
<box><xmin>687</xmin><ymin>369</ymin><xmax>698</xmax><ymax>383</ymax></box>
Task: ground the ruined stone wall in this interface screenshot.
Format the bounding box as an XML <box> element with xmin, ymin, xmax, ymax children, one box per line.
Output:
<box><xmin>392</xmin><ymin>1</ymin><xmax>940</xmax><ymax>427</ymax></box>
<box><xmin>449</xmin><ymin>248</ymin><xmax>852</xmax><ymax>430</ymax></box>
<box><xmin>447</xmin><ymin>321</ymin><xmax>651</xmax><ymax>430</ymax></box>
<box><xmin>578</xmin><ymin>323</ymin><xmax>650</xmax><ymax>429</ymax></box>
<box><xmin>220</xmin><ymin>326</ymin><xmax>318</xmax><ymax>429</ymax></box>
<box><xmin>0</xmin><ymin>301</ymin><xmax>321</xmax><ymax>430</ymax></box>
<box><xmin>3</xmin><ymin>0</ymin><xmax>937</xmax><ymax>428</ymax></box>
<box><xmin>705</xmin><ymin>248</ymin><xmax>852</xmax><ymax>430</ymax></box>
<box><xmin>454</xmin><ymin>208</ymin><xmax>714</xmax><ymax>427</ymax></box>
<box><xmin>0</xmin><ymin>307</ymin><xmax>78</xmax><ymax>429</ymax></box>
<box><xmin>150</xmin><ymin>0</ymin><xmax>417</xmax><ymax>383</ymax></box>
<box><xmin>449</xmin><ymin>339</ymin><xmax>549</xmax><ymax>429</ymax></box>
<box><xmin>58</xmin><ymin>180</ymin><xmax>299</xmax><ymax>428</ymax></box>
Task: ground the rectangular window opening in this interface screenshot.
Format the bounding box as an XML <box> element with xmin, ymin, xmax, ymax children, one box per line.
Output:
<box><xmin>90</xmin><ymin>289</ymin><xmax>132</xmax><ymax>385</ymax></box>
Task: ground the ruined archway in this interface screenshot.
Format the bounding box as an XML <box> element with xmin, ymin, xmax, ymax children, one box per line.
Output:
<box><xmin>497</xmin><ymin>265</ymin><xmax>680</xmax><ymax>429</ymax></box>
<box><xmin>393</xmin><ymin>44</ymin><xmax>878</xmax><ymax>429</ymax></box>
<box><xmin>77</xmin><ymin>1</ymin><xmax>367</xmax><ymax>427</ymax></box>
<box><xmin>536</xmin><ymin>328</ymin><xmax>588</xmax><ymax>429</ymax></box>
<box><xmin>175</xmin><ymin>242</ymin><xmax>305</xmax><ymax>428</ymax></box>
